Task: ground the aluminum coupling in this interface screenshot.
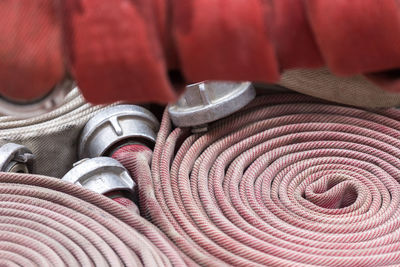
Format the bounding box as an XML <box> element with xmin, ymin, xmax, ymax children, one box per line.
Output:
<box><xmin>62</xmin><ymin>157</ymin><xmax>135</xmax><ymax>195</ymax></box>
<box><xmin>168</xmin><ymin>81</ymin><xmax>256</xmax><ymax>132</ymax></box>
<box><xmin>79</xmin><ymin>105</ymin><xmax>160</xmax><ymax>158</ymax></box>
<box><xmin>0</xmin><ymin>143</ymin><xmax>35</xmax><ymax>173</ymax></box>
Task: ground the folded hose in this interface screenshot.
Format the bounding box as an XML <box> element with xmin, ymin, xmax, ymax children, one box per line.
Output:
<box><xmin>0</xmin><ymin>172</ymin><xmax>186</xmax><ymax>267</ymax></box>
<box><xmin>114</xmin><ymin>93</ymin><xmax>400</xmax><ymax>266</ymax></box>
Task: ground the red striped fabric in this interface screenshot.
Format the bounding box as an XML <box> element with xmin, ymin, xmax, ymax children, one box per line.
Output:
<box><xmin>1</xmin><ymin>1</ymin><xmax>399</xmax><ymax>104</ymax></box>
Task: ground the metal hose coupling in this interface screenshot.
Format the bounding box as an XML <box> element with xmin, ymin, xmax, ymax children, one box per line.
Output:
<box><xmin>78</xmin><ymin>104</ymin><xmax>160</xmax><ymax>211</ymax></box>
<box><xmin>62</xmin><ymin>157</ymin><xmax>139</xmax><ymax>213</ymax></box>
<box><xmin>168</xmin><ymin>81</ymin><xmax>256</xmax><ymax>133</ymax></box>
<box><xmin>79</xmin><ymin>104</ymin><xmax>160</xmax><ymax>159</ymax></box>
<box><xmin>0</xmin><ymin>142</ymin><xmax>35</xmax><ymax>173</ymax></box>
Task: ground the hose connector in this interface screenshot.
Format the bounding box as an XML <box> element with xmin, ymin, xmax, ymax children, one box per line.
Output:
<box><xmin>168</xmin><ymin>81</ymin><xmax>256</xmax><ymax>132</ymax></box>
<box><xmin>0</xmin><ymin>143</ymin><xmax>35</xmax><ymax>173</ymax></box>
<box><xmin>79</xmin><ymin>105</ymin><xmax>160</xmax><ymax>158</ymax></box>
<box><xmin>62</xmin><ymin>157</ymin><xmax>135</xmax><ymax>195</ymax></box>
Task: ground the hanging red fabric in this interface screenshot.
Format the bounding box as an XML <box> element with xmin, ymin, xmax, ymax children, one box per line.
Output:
<box><xmin>0</xmin><ymin>0</ymin><xmax>399</xmax><ymax>104</ymax></box>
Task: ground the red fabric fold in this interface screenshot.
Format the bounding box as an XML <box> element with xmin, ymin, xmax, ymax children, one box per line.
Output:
<box><xmin>171</xmin><ymin>0</ymin><xmax>280</xmax><ymax>83</ymax></box>
<box><xmin>63</xmin><ymin>0</ymin><xmax>176</xmax><ymax>104</ymax></box>
<box><xmin>1</xmin><ymin>0</ymin><xmax>400</xmax><ymax>104</ymax></box>
<box><xmin>306</xmin><ymin>0</ymin><xmax>400</xmax><ymax>75</ymax></box>
<box><xmin>270</xmin><ymin>0</ymin><xmax>324</xmax><ymax>69</ymax></box>
<box><xmin>0</xmin><ymin>0</ymin><xmax>64</xmax><ymax>102</ymax></box>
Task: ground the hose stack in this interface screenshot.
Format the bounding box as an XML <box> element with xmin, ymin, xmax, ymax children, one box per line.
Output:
<box><xmin>57</xmin><ymin>104</ymin><xmax>190</xmax><ymax>265</ymax></box>
<box><xmin>3</xmin><ymin>83</ymin><xmax>400</xmax><ymax>265</ymax></box>
<box><xmin>0</xmin><ymin>101</ymin><xmax>188</xmax><ymax>266</ymax></box>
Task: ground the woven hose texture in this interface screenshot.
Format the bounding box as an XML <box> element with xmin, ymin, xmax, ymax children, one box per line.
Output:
<box><xmin>0</xmin><ymin>88</ymin><xmax>113</xmax><ymax>177</ymax></box>
<box><xmin>0</xmin><ymin>172</ymin><xmax>186</xmax><ymax>267</ymax></box>
<box><xmin>119</xmin><ymin>93</ymin><xmax>400</xmax><ymax>266</ymax></box>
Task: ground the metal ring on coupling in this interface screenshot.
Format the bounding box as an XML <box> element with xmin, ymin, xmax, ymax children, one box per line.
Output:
<box><xmin>168</xmin><ymin>81</ymin><xmax>256</xmax><ymax>129</ymax></box>
<box><xmin>62</xmin><ymin>157</ymin><xmax>135</xmax><ymax>195</ymax></box>
<box><xmin>79</xmin><ymin>105</ymin><xmax>160</xmax><ymax>159</ymax></box>
<box><xmin>0</xmin><ymin>143</ymin><xmax>35</xmax><ymax>173</ymax></box>
<box><xmin>0</xmin><ymin>77</ymin><xmax>75</xmax><ymax>118</ymax></box>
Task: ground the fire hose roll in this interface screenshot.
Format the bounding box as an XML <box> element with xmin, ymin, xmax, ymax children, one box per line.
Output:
<box><xmin>117</xmin><ymin>93</ymin><xmax>400</xmax><ymax>266</ymax></box>
<box><xmin>0</xmin><ymin>172</ymin><xmax>186</xmax><ymax>266</ymax></box>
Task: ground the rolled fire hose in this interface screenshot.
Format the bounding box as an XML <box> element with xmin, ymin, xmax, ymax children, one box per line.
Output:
<box><xmin>0</xmin><ymin>172</ymin><xmax>187</xmax><ymax>266</ymax></box>
<box><xmin>112</xmin><ymin>92</ymin><xmax>400</xmax><ymax>266</ymax></box>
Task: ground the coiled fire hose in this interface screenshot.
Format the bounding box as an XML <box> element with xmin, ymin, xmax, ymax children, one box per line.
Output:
<box><xmin>0</xmin><ymin>172</ymin><xmax>186</xmax><ymax>266</ymax></box>
<box><xmin>111</xmin><ymin>93</ymin><xmax>400</xmax><ymax>266</ymax></box>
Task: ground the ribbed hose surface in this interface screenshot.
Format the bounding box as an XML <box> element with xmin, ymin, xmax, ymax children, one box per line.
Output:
<box><xmin>0</xmin><ymin>172</ymin><xmax>186</xmax><ymax>267</ymax></box>
<box><xmin>116</xmin><ymin>93</ymin><xmax>400</xmax><ymax>266</ymax></box>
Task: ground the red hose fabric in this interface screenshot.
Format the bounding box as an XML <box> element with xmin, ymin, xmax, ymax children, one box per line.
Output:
<box><xmin>117</xmin><ymin>93</ymin><xmax>400</xmax><ymax>266</ymax></box>
<box><xmin>63</xmin><ymin>0</ymin><xmax>176</xmax><ymax>104</ymax></box>
<box><xmin>0</xmin><ymin>172</ymin><xmax>186</xmax><ymax>266</ymax></box>
<box><xmin>111</xmin><ymin>197</ymin><xmax>140</xmax><ymax>214</ymax></box>
<box><xmin>104</xmin><ymin>191</ymin><xmax>140</xmax><ymax>214</ymax></box>
<box><xmin>0</xmin><ymin>0</ymin><xmax>64</xmax><ymax>102</ymax></box>
<box><xmin>307</xmin><ymin>0</ymin><xmax>400</xmax><ymax>75</ymax></box>
<box><xmin>2</xmin><ymin>1</ymin><xmax>400</xmax><ymax>103</ymax></box>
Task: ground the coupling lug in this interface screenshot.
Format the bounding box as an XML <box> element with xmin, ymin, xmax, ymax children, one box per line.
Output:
<box><xmin>62</xmin><ymin>157</ymin><xmax>135</xmax><ymax>195</ymax></box>
<box><xmin>79</xmin><ymin>105</ymin><xmax>160</xmax><ymax>158</ymax></box>
<box><xmin>168</xmin><ymin>81</ymin><xmax>256</xmax><ymax>132</ymax></box>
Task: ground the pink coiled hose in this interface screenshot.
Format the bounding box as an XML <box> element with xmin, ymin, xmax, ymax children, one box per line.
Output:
<box><xmin>113</xmin><ymin>93</ymin><xmax>400</xmax><ymax>266</ymax></box>
<box><xmin>0</xmin><ymin>172</ymin><xmax>186</xmax><ymax>266</ymax></box>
